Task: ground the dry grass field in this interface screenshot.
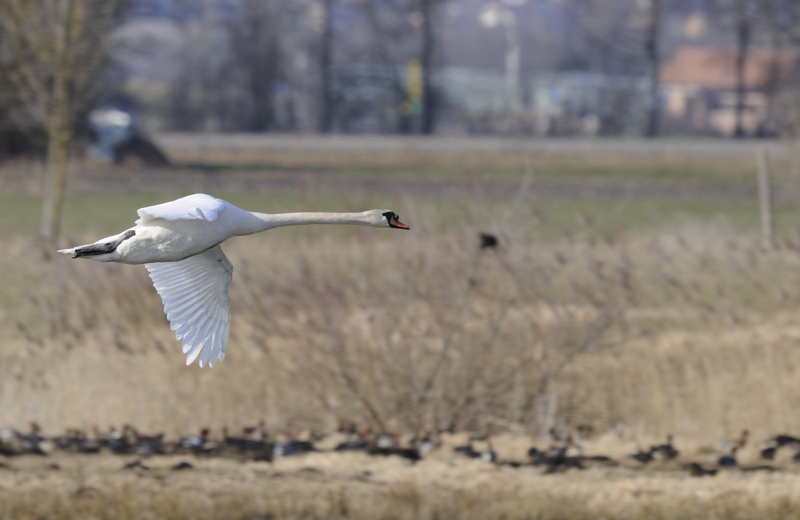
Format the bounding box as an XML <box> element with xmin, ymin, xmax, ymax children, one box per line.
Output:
<box><xmin>6</xmin><ymin>448</ymin><xmax>800</xmax><ymax>520</ymax></box>
<box><xmin>4</xmin><ymin>136</ymin><xmax>800</xmax><ymax>518</ymax></box>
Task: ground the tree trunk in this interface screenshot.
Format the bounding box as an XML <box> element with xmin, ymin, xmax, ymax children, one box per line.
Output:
<box><xmin>734</xmin><ymin>0</ymin><xmax>751</xmax><ymax>138</ymax></box>
<box><xmin>644</xmin><ymin>0</ymin><xmax>661</xmax><ymax>138</ymax></box>
<box><xmin>40</xmin><ymin>0</ymin><xmax>73</xmax><ymax>240</ymax></box>
<box><xmin>318</xmin><ymin>0</ymin><xmax>334</xmax><ymax>133</ymax></box>
<box><xmin>40</xmin><ymin>124</ymin><xmax>70</xmax><ymax>240</ymax></box>
<box><xmin>756</xmin><ymin>146</ymin><xmax>773</xmax><ymax>247</ymax></box>
<box><xmin>504</xmin><ymin>10</ymin><xmax>522</xmax><ymax>114</ymax></box>
<box><xmin>420</xmin><ymin>0</ymin><xmax>436</xmax><ymax>135</ymax></box>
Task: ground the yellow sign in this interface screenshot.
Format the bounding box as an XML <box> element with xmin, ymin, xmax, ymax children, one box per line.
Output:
<box><xmin>406</xmin><ymin>59</ymin><xmax>423</xmax><ymax>115</ymax></box>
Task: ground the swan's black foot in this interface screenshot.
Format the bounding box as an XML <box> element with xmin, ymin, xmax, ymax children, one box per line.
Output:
<box><xmin>73</xmin><ymin>230</ymin><xmax>136</xmax><ymax>258</ymax></box>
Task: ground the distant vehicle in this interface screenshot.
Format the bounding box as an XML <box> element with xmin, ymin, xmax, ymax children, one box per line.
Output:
<box><xmin>87</xmin><ymin>108</ymin><xmax>169</xmax><ymax>167</ymax></box>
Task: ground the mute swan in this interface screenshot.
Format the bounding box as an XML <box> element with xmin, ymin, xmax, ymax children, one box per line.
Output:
<box><xmin>58</xmin><ymin>193</ymin><xmax>410</xmax><ymax>368</ymax></box>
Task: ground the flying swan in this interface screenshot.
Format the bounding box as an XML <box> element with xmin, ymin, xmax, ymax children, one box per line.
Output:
<box><xmin>58</xmin><ymin>194</ymin><xmax>410</xmax><ymax>368</ymax></box>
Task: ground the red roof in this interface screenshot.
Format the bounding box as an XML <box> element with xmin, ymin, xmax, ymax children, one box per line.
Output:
<box><xmin>660</xmin><ymin>46</ymin><xmax>798</xmax><ymax>90</ymax></box>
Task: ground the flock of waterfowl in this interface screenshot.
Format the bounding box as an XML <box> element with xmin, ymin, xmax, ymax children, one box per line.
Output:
<box><xmin>2</xmin><ymin>423</ymin><xmax>800</xmax><ymax>477</ymax></box>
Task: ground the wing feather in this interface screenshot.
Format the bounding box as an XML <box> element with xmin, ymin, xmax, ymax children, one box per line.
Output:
<box><xmin>145</xmin><ymin>245</ymin><xmax>234</xmax><ymax>368</ymax></box>
<box><xmin>185</xmin><ymin>339</ymin><xmax>204</xmax><ymax>365</ymax></box>
<box><xmin>209</xmin><ymin>335</ymin><xmax>221</xmax><ymax>368</ymax></box>
<box><xmin>204</xmin><ymin>309</ymin><xmax>226</xmax><ymax>368</ymax></box>
<box><xmin>219</xmin><ymin>322</ymin><xmax>230</xmax><ymax>360</ymax></box>
<box><xmin>155</xmin><ymin>277</ymin><xmax>209</xmax><ymax>293</ymax></box>
<box><xmin>172</xmin><ymin>301</ymin><xmax>220</xmax><ymax>338</ymax></box>
<box><xmin>198</xmin><ymin>333</ymin><xmax>215</xmax><ymax>368</ymax></box>
<box><xmin>166</xmin><ymin>287</ymin><xmax>217</xmax><ymax>319</ymax></box>
<box><xmin>183</xmin><ymin>317</ymin><xmax>211</xmax><ymax>350</ymax></box>
<box><xmin>136</xmin><ymin>194</ymin><xmax>226</xmax><ymax>225</ymax></box>
<box><xmin>206</xmin><ymin>308</ymin><xmax>228</xmax><ymax>368</ymax></box>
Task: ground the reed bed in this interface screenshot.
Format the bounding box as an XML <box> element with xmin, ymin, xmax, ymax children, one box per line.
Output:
<box><xmin>3</xmin><ymin>210</ymin><xmax>800</xmax><ymax>444</ymax></box>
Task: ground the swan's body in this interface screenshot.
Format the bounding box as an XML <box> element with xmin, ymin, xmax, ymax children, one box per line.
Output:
<box><xmin>58</xmin><ymin>194</ymin><xmax>409</xmax><ymax>368</ymax></box>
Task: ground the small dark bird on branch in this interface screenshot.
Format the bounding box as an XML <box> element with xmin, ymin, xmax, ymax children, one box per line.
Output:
<box><xmin>479</xmin><ymin>233</ymin><xmax>498</xmax><ymax>250</ymax></box>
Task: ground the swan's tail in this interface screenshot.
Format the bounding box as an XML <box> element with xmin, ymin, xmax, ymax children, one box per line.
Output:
<box><xmin>57</xmin><ymin>230</ymin><xmax>136</xmax><ymax>259</ymax></box>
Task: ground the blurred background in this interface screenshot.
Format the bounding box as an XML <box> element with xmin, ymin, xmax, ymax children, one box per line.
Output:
<box><xmin>2</xmin><ymin>0</ymin><xmax>800</xmax><ymax>150</ymax></box>
<box><xmin>5</xmin><ymin>1</ymin><xmax>800</xmax><ymax>517</ymax></box>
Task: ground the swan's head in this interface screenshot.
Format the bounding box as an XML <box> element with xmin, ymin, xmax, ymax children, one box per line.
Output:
<box><xmin>366</xmin><ymin>210</ymin><xmax>410</xmax><ymax>230</ymax></box>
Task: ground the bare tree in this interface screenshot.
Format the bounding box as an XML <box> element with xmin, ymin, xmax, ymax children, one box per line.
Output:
<box><xmin>335</xmin><ymin>0</ymin><xmax>434</xmax><ymax>133</ymax></box>
<box><xmin>705</xmin><ymin>0</ymin><xmax>773</xmax><ymax>137</ymax></box>
<box><xmin>759</xmin><ymin>0</ymin><xmax>800</xmax><ymax>135</ymax></box>
<box><xmin>419</xmin><ymin>0</ymin><xmax>442</xmax><ymax>134</ymax></box>
<box><xmin>226</xmin><ymin>0</ymin><xmax>284</xmax><ymax>132</ymax></box>
<box><xmin>733</xmin><ymin>0</ymin><xmax>753</xmax><ymax>137</ymax></box>
<box><xmin>644</xmin><ymin>0</ymin><xmax>662</xmax><ymax>137</ymax></box>
<box><xmin>319</xmin><ymin>0</ymin><xmax>335</xmax><ymax>132</ymax></box>
<box><xmin>357</xmin><ymin>0</ymin><xmax>418</xmax><ymax>132</ymax></box>
<box><xmin>760</xmin><ymin>0</ymin><xmax>800</xmax><ymax>46</ymax></box>
<box><xmin>559</xmin><ymin>0</ymin><xmax>658</xmax><ymax>134</ymax></box>
<box><xmin>168</xmin><ymin>2</ymin><xmax>231</xmax><ymax>131</ymax></box>
<box><xmin>0</xmin><ymin>0</ymin><xmax>127</xmax><ymax>239</ymax></box>
<box><xmin>559</xmin><ymin>0</ymin><xmax>644</xmax><ymax>75</ymax></box>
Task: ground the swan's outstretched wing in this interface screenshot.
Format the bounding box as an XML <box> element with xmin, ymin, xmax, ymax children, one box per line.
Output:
<box><xmin>136</xmin><ymin>194</ymin><xmax>226</xmax><ymax>225</ymax></box>
<box><xmin>145</xmin><ymin>245</ymin><xmax>233</xmax><ymax>368</ymax></box>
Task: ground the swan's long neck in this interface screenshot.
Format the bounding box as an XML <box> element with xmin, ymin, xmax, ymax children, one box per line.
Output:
<box><xmin>241</xmin><ymin>211</ymin><xmax>377</xmax><ymax>234</ymax></box>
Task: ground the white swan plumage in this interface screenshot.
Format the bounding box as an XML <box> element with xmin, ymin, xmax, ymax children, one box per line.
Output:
<box><xmin>58</xmin><ymin>194</ymin><xmax>410</xmax><ymax>368</ymax></box>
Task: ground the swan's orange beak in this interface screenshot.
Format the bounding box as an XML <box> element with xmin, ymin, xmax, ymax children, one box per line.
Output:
<box><xmin>389</xmin><ymin>215</ymin><xmax>410</xmax><ymax>230</ymax></box>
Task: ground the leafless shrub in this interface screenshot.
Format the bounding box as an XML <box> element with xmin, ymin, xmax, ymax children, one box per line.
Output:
<box><xmin>225</xmin><ymin>230</ymin><xmax>630</xmax><ymax>435</ymax></box>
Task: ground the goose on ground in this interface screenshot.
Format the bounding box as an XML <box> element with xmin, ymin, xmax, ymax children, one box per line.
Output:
<box><xmin>335</xmin><ymin>428</ymin><xmax>373</xmax><ymax>452</ymax></box>
<box><xmin>761</xmin><ymin>445</ymin><xmax>777</xmax><ymax>460</ymax></box>
<box><xmin>454</xmin><ymin>442</ymin><xmax>481</xmax><ymax>459</ymax></box>
<box><xmin>179</xmin><ymin>428</ymin><xmax>216</xmax><ymax>453</ymax></box>
<box><xmin>631</xmin><ymin>447</ymin><xmax>654</xmax><ymax>463</ymax></box>
<box><xmin>58</xmin><ymin>194</ymin><xmax>410</xmax><ymax>368</ymax></box>
<box><xmin>366</xmin><ymin>432</ymin><xmax>421</xmax><ymax>462</ymax></box>
<box><xmin>273</xmin><ymin>431</ymin><xmax>315</xmax><ymax>457</ymax></box>
<box><xmin>540</xmin><ymin>443</ymin><xmax>586</xmax><ymax>474</ymax></box>
<box><xmin>134</xmin><ymin>432</ymin><xmax>165</xmax><ymax>456</ymax></box>
<box><xmin>241</xmin><ymin>420</ymin><xmax>267</xmax><ymax>441</ymax></box>
<box><xmin>718</xmin><ymin>430</ymin><xmax>748</xmax><ymax>467</ymax></box>
<box><xmin>687</xmin><ymin>462</ymin><xmax>717</xmax><ymax>477</ymax></box>
<box><xmin>718</xmin><ymin>447</ymin><xmax>738</xmax><ymax>467</ymax></box>
<box><xmin>222</xmin><ymin>426</ymin><xmax>268</xmax><ymax>453</ymax></box>
<box><xmin>760</xmin><ymin>433</ymin><xmax>798</xmax><ymax>460</ymax></box>
<box><xmin>78</xmin><ymin>426</ymin><xmax>102</xmax><ymax>454</ymax></box>
<box><xmin>415</xmin><ymin>430</ymin><xmax>442</xmax><ymax>454</ymax></box>
<box><xmin>527</xmin><ymin>446</ymin><xmax>545</xmax><ymax>463</ymax></box>
<box><xmin>772</xmin><ymin>434</ymin><xmax>800</xmax><ymax>447</ymax></box>
<box><xmin>480</xmin><ymin>441</ymin><xmax>498</xmax><ymax>462</ymax></box>
<box><xmin>651</xmin><ymin>434</ymin><xmax>679</xmax><ymax>461</ymax></box>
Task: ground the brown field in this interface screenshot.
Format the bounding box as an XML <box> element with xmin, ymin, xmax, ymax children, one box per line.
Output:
<box><xmin>6</xmin><ymin>446</ymin><xmax>800</xmax><ymax>520</ymax></box>
<box><xmin>4</xmin><ymin>136</ymin><xmax>800</xmax><ymax>518</ymax></box>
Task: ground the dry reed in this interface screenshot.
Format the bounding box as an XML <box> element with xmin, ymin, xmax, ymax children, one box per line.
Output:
<box><xmin>3</xmin><ymin>210</ymin><xmax>800</xmax><ymax>446</ymax></box>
